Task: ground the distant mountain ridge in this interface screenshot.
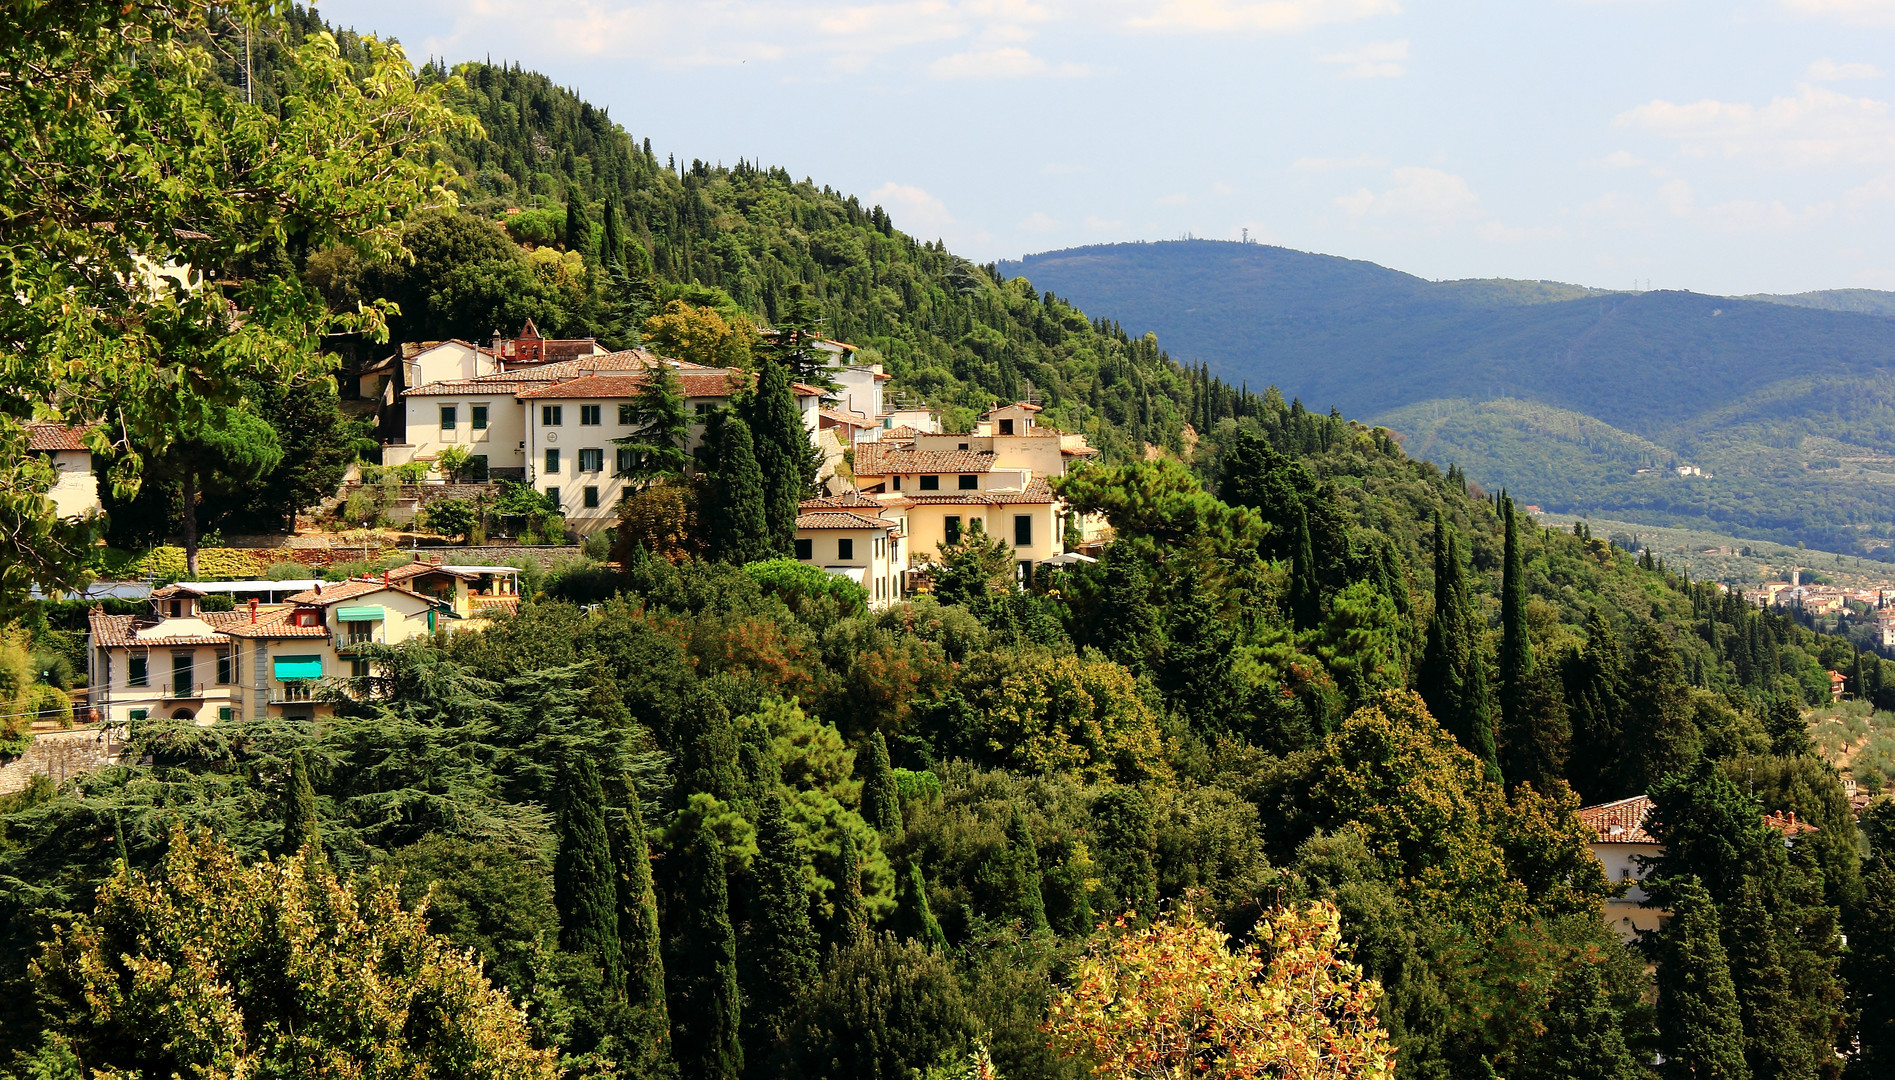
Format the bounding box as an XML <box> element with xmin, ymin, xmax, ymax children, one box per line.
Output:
<box><xmin>998</xmin><ymin>241</ymin><xmax>1895</xmax><ymax>558</ymax></box>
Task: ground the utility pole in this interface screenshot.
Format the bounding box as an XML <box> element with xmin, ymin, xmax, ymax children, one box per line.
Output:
<box><xmin>244</xmin><ymin>19</ymin><xmax>253</xmax><ymax>105</ymax></box>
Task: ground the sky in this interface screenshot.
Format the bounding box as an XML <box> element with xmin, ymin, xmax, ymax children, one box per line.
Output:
<box><xmin>312</xmin><ymin>0</ymin><xmax>1895</xmax><ymax>296</ymax></box>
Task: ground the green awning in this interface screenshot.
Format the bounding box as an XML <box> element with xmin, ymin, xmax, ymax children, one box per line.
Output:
<box><xmin>336</xmin><ymin>605</ymin><xmax>384</xmax><ymax>622</ymax></box>
<box><xmin>273</xmin><ymin>655</ymin><xmax>323</xmax><ymax>681</ymax></box>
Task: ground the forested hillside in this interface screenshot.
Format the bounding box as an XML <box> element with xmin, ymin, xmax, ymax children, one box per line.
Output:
<box><xmin>1001</xmin><ymin>241</ymin><xmax>1895</xmax><ymax>558</ymax></box>
<box><xmin>8</xmin><ymin>7</ymin><xmax>1895</xmax><ymax>1080</ymax></box>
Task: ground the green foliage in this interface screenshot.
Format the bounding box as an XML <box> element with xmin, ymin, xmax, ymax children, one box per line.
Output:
<box><xmin>281</xmin><ymin>749</ymin><xmax>321</xmax><ymax>857</ymax></box>
<box><xmin>668</xmin><ymin>829</ymin><xmax>743</xmax><ymax>1080</ymax></box>
<box><xmin>700</xmin><ymin>412</ymin><xmax>770</xmax><ymax>565</ymax></box>
<box><xmin>742</xmin><ymin>557</ymin><xmax>868</xmax><ymax>617</ymax></box>
<box><xmin>554</xmin><ymin>756</ymin><xmax>620</xmax><ymax>983</ymax></box>
<box><xmin>1651</xmin><ymin>878</ymin><xmax>1749</xmax><ymax>1080</ymax></box>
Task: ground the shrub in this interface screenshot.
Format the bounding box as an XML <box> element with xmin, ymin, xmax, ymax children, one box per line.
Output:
<box><xmin>436</xmin><ymin>445</ymin><xmax>474</xmax><ymax>482</ymax></box>
<box><xmin>423</xmin><ymin>498</ymin><xmax>480</xmax><ymax>542</ymax></box>
<box><xmin>744</xmin><ymin>557</ymin><xmax>868</xmax><ymax>617</ymax></box>
<box><xmin>264</xmin><ymin>560</ymin><xmax>313</xmax><ymax>580</ymax></box>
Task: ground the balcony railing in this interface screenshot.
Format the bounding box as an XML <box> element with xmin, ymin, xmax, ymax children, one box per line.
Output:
<box><xmin>269</xmin><ymin>681</ymin><xmax>317</xmax><ymax>704</ymax></box>
<box><xmin>161</xmin><ymin>682</ymin><xmax>205</xmax><ymax>700</ymax></box>
<box><xmin>335</xmin><ymin>632</ymin><xmax>384</xmax><ymax>654</ymax></box>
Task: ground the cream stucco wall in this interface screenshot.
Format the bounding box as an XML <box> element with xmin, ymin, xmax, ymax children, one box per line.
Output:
<box><xmin>45</xmin><ymin>449</ymin><xmax>100</xmax><ymax>518</ymax></box>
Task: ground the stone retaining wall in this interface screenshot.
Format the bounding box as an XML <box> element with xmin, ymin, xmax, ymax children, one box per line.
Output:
<box><xmin>0</xmin><ymin>727</ymin><xmax>127</xmax><ymax>796</ymax></box>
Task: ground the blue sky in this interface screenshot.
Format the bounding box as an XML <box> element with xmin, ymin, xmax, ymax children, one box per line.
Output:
<box><xmin>316</xmin><ymin>0</ymin><xmax>1895</xmax><ymax>295</ymax></box>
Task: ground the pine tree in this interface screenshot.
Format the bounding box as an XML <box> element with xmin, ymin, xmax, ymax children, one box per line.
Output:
<box><xmin>741</xmin><ymin>354</ymin><xmax>814</xmax><ymax>556</ymax></box>
<box><xmin>1621</xmin><ymin>623</ymin><xmax>1700</xmax><ymax>795</ymax></box>
<box><xmin>1847</xmin><ymin>815</ymin><xmax>1895</xmax><ymax>1079</ymax></box>
<box><xmin>1092</xmin><ymin>787</ymin><xmax>1157</xmax><ymax>921</ymax></box>
<box><xmin>1652</xmin><ymin>877</ymin><xmax>1749</xmax><ymax>1080</ymax></box>
<box><xmin>1564</xmin><ymin>606</ymin><xmax>1628</xmax><ymax>801</ymax></box>
<box><xmin>894</xmin><ymin>860</ymin><xmax>948</xmax><ymax>951</ymax></box>
<box><xmin>1725</xmin><ymin>877</ymin><xmax>1806</xmax><ymax>1080</ymax></box>
<box><xmin>614</xmin><ymin>361</ymin><xmax>690</xmax><ymax>487</ymax></box>
<box><xmin>554</xmin><ymin>756</ymin><xmax>620</xmax><ymax>983</ymax></box>
<box><xmin>281</xmin><ymin>748</ymin><xmax>320</xmax><ymax>857</ymax></box>
<box><xmin>978</xmin><ymin>810</ymin><xmax>1048</xmax><ymax>934</ymax></box>
<box><xmin>611</xmin><ymin>783</ymin><xmax>670</xmax><ymax>1069</ymax></box>
<box><xmin>1513</xmin><ymin>962</ymin><xmax>1640</xmax><ymax>1080</ymax></box>
<box><xmin>860</xmin><ymin>731</ymin><xmax>903</xmax><ymax>836</ymax></box>
<box><xmin>832</xmin><ymin>826</ymin><xmax>869</xmax><ymax>946</ymax></box>
<box><xmin>669</xmin><ymin>829</ymin><xmax>743</xmax><ymax>1080</ymax></box>
<box><xmin>1289</xmin><ymin>506</ymin><xmax>1321</xmax><ymax>631</ymax></box>
<box><xmin>699</xmin><ymin>410</ymin><xmax>770</xmax><ymax>565</ymax></box>
<box><xmin>742</xmin><ymin>789</ymin><xmax>819</xmax><ymax>1048</ymax></box>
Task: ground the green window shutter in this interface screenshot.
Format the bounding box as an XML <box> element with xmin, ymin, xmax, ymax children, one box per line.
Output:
<box><xmin>129</xmin><ymin>709</ymin><xmax>147</xmax><ymax>721</ymax></box>
<box><xmin>336</xmin><ymin>606</ymin><xmax>384</xmax><ymax>621</ymax></box>
<box><xmin>273</xmin><ymin>655</ymin><xmax>324</xmax><ymax>680</ymax></box>
<box><xmin>218</xmin><ymin>707</ymin><xmax>233</xmax><ymax>722</ymax></box>
<box><xmin>427</xmin><ymin>609</ymin><xmax>436</xmax><ymax>631</ymax></box>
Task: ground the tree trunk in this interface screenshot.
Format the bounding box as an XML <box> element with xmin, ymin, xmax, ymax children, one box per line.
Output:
<box><xmin>182</xmin><ymin>471</ymin><xmax>199</xmax><ymax>577</ymax></box>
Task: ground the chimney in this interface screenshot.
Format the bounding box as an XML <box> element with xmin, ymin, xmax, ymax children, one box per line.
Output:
<box><xmin>249</xmin><ymin>597</ymin><xmax>258</xmax><ymax>624</ymax></box>
<box><xmin>383</xmin><ymin>569</ymin><xmax>390</xmax><ymax>586</ymax></box>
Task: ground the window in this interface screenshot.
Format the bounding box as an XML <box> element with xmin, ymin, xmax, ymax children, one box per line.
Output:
<box><xmin>546</xmin><ymin>487</ymin><xmax>561</xmax><ymax>509</ymax></box>
<box><xmin>796</xmin><ymin>538</ymin><xmax>813</xmax><ymax>560</ymax></box>
<box><xmin>944</xmin><ymin>516</ymin><xmax>962</xmax><ymax>546</ymax></box>
<box><xmin>838</xmin><ymin>538</ymin><xmax>854</xmax><ymax>560</ymax></box>
<box><xmin>351</xmin><ymin>658</ymin><xmax>371</xmax><ymax>679</ymax></box>
<box><xmin>580</xmin><ymin>404</ymin><xmax>602</xmax><ymax>425</ymax></box>
<box><xmin>919</xmin><ymin>475</ymin><xmax>939</xmax><ymax>491</ymax></box>
<box><xmin>218</xmin><ymin>707</ymin><xmax>233</xmax><ymax>722</ymax></box>
<box><xmin>216</xmin><ymin>652</ymin><xmax>233</xmax><ymax>685</ymax></box>
<box><xmin>293</xmin><ymin>609</ymin><xmax>321</xmax><ymax>627</ymax></box>
<box><xmin>439</xmin><ymin>405</ymin><xmax>457</xmax><ymax>430</ymax></box>
<box><xmin>958</xmin><ymin>474</ymin><xmax>978</xmax><ymax>490</ymax></box>
<box><xmin>583</xmin><ymin>486</ymin><xmax>600</xmax><ymax>509</ymax></box>
<box><xmin>999</xmin><ymin>418</ymin><xmax>1014</xmax><ymax>435</ymax></box>
<box><xmin>695</xmin><ymin>403</ymin><xmax>713</xmax><ymax>415</ymax></box>
<box><xmin>471</xmin><ymin>405</ymin><xmax>488</xmax><ymax>430</ymax></box>
<box><xmin>1014</xmin><ymin>514</ymin><xmax>1033</xmax><ymax>547</ymax></box>
<box><xmin>129</xmin><ymin>709</ymin><xmax>148</xmax><ymax>722</ymax></box>
<box><xmin>958</xmin><ymin>442</ymin><xmax>969</xmax><ymax>450</ymax></box>
<box><xmin>617</xmin><ymin>448</ymin><xmax>637</xmax><ymax>474</ymax></box>
<box><xmin>128</xmin><ymin>656</ymin><xmax>148</xmax><ymax>687</ymax></box>
<box><xmin>619</xmin><ymin>403</ymin><xmax>635</xmax><ymax>424</ymax></box>
<box><xmin>578</xmin><ymin>447</ymin><xmax>604</xmax><ymax>473</ymax></box>
<box><xmin>544</xmin><ymin>448</ymin><xmax>560</xmax><ymax>475</ymax></box>
<box><xmin>892</xmin><ymin>475</ymin><xmax>903</xmax><ymax>491</ymax></box>
<box><xmin>542</xmin><ymin>405</ymin><xmax>563</xmax><ymax>426</ymax></box>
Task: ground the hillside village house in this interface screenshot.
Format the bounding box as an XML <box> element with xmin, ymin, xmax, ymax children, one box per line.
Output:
<box><xmin>88</xmin><ymin>564</ymin><xmax>518</xmax><ymax>724</ymax></box>
<box><xmin>363</xmin><ymin>321</ymin><xmax>607</xmax><ymax>440</ymax></box>
<box><xmin>388</xmin><ymin>354</ymin><xmax>823</xmax><ymax>534</ymax></box>
<box><xmin>795</xmin><ymin>491</ymin><xmax>910</xmax><ymax>608</ymax></box>
<box><xmin>1579</xmin><ymin>793</ymin><xmax>1818</xmax><ymax>943</ymax></box>
<box><xmin>26</xmin><ymin>423</ymin><xmax>100</xmax><ymax>519</ymax></box>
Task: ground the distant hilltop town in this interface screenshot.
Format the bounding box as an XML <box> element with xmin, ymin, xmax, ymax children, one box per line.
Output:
<box><xmin>1744</xmin><ymin>569</ymin><xmax>1895</xmax><ymax>648</ymax></box>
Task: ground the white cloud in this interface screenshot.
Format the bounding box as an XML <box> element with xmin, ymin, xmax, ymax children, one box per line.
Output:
<box><xmin>1602</xmin><ymin>150</ymin><xmax>1644</xmax><ymax>168</ymax></box>
<box><xmin>1212</xmin><ymin>181</ymin><xmax>1236</xmax><ymax>195</ymax></box>
<box><xmin>1808</xmin><ymin>58</ymin><xmax>1884</xmax><ymax>81</ymax></box>
<box><xmin>1318</xmin><ymin>38</ymin><xmax>1408</xmax><ymax>78</ymax></box>
<box><xmin>1019</xmin><ymin>211</ymin><xmax>1061</xmax><ymax>230</ymax></box>
<box><xmin>930</xmin><ymin>46</ymin><xmax>1086</xmax><ymax>77</ymax></box>
<box><xmin>1477</xmin><ymin>220</ymin><xmax>1565</xmax><ymax>242</ymax></box>
<box><xmin>1335</xmin><ymin>166</ymin><xmax>1481</xmax><ymax>225</ymax></box>
<box><xmin>869</xmin><ymin>181</ymin><xmax>956</xmax><ymax>236</ymax></box>
<box><xmin>1291</xmin><ymin>154</ymin><xmax>1388</xmax><ymax>170</ymax></box>
<box><xmin>1615</xmin><ymin>83</ymin><xmax>1895</xmax><ymax>166</ymax></box>
<box><xmin>1157</xmin><ymin>192</ymin><xmax>1192</xmax><ymax>205</ymax></box>
<box><xmin>1781</xmin><ymin>0</ymin><xmax>1895</xmax><ymax>27</ymax></box>
<box><xmin>1122</xmin><ymin>0</ymin><xmax>1402</xmax><ymax>33</ymax></box>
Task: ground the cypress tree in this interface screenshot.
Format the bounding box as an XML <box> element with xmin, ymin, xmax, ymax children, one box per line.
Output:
<box><xmin>1513</xmin><ymin>962</ymin><xmax>1640</xmax><ymax>1080</ymax></box>
<box><xmin>700</xmin><ymin>411</ymin><xmax>770</xmax><ymax>566</ymax></box>
<box><xmin>742</xmin><ymin>789</ymin><xmax>819</xmax><ymax>1047</ymax></box>
<box><xmin>1621</xmin><ymin>623</ymin><xmax>1700</xmax><ymax>795</ymax></box>
<box><xmin>282</xmin><ymin>748</ymin><xmax>320</xmax><ymax>856</ymax></box>
<box><xmin>1498</xmin><ymin>497</ymin><xmax>1532</xmax><ymax>772</ymax></box>
<box><xmin>1652</xmin><ymin>878</ymin><xmax>1748</xmax><ymax>1080</ymax></box>
<box><xmin>1418</xmin><ymin>513</ymin><xmax>1499</xmax><ymax>779</ymax></box>
<box><xmin>832</xmin><ymin>826</ymin><xmax>868</xmax><ymax>946</ymax></box>
<box><xmin>1093</xmin><ymin>787</ymin><xmax>1157</xmax><ymax>921</ymax></box>
<box><xmin>742</xmin><ymin>354</ymin><xmax>813</xmax><ymax>556</ymax></box>
<box><xmin>600</xmin><ymin>193</ymin><xmax>623</xmax><ymax>268</ymax></box>
<box><xmin>1725</xmin><ymin>877</ymin><xmax>1806</xmax><ymax>1080</ymax></box>
<box><xmin>565</xmin><ymin>194</ymin><xmax>590</xmax><ymax>254</ymax></box>
<box><xmin>1565</xmin><ymin>606</ymin><xmax>1628</xmax><ymax>801</ymax></box>
<box><xmin>1848</xmin><ymin>812</ymin><xmax>1895</xmax><ymax>1079</ymax></box>
<box><xmin>677</xmin><ymin>689</ymin><xmax>743</xmax><ymax>804</ymax></box>
<box><xmin>1289</xmin><ymin>506</ymin><xmax>1321</xmax><ymax>631</ymax></box>
<box><xmin>860</xmin><ymin>731</ymin><xmax>903</xmax><ymax>836</ymax></box>
<box><xmin>554</xmin><ymin>756</ymin><xmax>620</xmax><ymax>983</ymax></box>
<box><xmin>611</xmin><ymin>783</ymin><xmax>670</xmax><ymax>1068</ymax></box>
<box><xmin>978</xmin><ymin>810</ymin><xmax>1048</xmax><ymax>934</ymax></box>
<box><xmin>669</xmin><ymin>829</ymin><xmax>743</xmax><ymax>1080</ymax></box>
<box><xmin>894</xmin><ymin>861</ymin><xmax>948</xmax><ymax>951</ymax></box>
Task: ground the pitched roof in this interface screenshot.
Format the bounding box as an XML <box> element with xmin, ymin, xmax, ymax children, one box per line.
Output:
<box><xmin>516</xmin><ymin>372</ymin><xmax>747</xmax><ymax>400</ymax></box>
<box><xmin>987</xmin><ymin>401</ymin><xmax>1042</xmax><ymax>413</ymax></box>
<box><xmin>1578</xmin><ymin>795</ymin><xmax>1656</xmax><ymax>844</ymax></box>
<box><xmin>25</xmin><ymin>423</ymin><xmax>91</xmax><ymax>452</ymax></box>
<box><xmin>796</xmin><ymin>511</ymin><xmax>895</xmax><ymax>530</ymax></box>
<box><xmin>880</xmin><ymin>425</ymin><xmax>920</xmax><ymax>444</ymax></box>
<box><xmin>853</xmin><ymin>442</ymin><xmax>995</xmax><ymax>476</ymax></box>
<box><xmin>902</xmin><ymin>477</ymin><xmax>1056</xmax><ymax>506</ymax></box>
<box><xmin>1764</xmin><ymin>811</ymin><xmax>1818</xmax><ymax>837</ymax></box>
<box><xmin>88</xmin><ymin>609</ymin><xmax>258</xmax><ymax>647</ymax></box>
<box><xmin>819</xmin><ymin>408</ymin><xmax>879</xmax><ymax>429</ymax></box>
<box><xmin>219</xmin><ymin>606</ymin><xmax>336</xmax><ymax>639</ymax></box>
<box><xmin>801</xmin><ymin>490</ymin><xmax>887</xmax><ymax>510</ymax></box>
<box><xmin>150</xmin><ymin>583</ymin><xmax>208</xmax><ymax>599</ymax></box>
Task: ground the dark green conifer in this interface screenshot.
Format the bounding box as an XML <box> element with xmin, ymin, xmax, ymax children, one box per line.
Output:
<box><xmin>1621</xmin><ymin>624</ymin><xmax>1700</xmax><ymax>795</ymax></box>
<box><xmin>1847</xmin><ymin>810</ymin><xmax>1895</xmax><ymax>1078</ymax></box>
<box><xmin>1725</xmin><ymin>877</ymin><xmax>1806</xmax><ymax>1080</ymax></box>
<box><xmin>741</xmin><ymin>354</ymin><xmax>813</xmax><ymax>556</ymax></box>
<box><xmin>1418</xmin><ymin>513</ymin><xmax>1499</xmax><ymax>778</ymax></box>
<box><xmin>600</xmin><ymin>193</ymin><xmax>623</xmax><ymax>268</ymax></box>
<box><xmin>979</xmin><ymin>810</ymin><xmax>1047</xmax><ymax>933</ymax></box>
<box><xmin>1289</xmin><ymin>507</ymin><xmax>1321</xmax><ymax>631</ymax></box>
<box><xmin>860</xmin><ymin>731</ymin><xmax>903</xmax><ymax>836</ymax></box>
<box><xmin>742</xmin><ymin>789</ymin><xmax>818</xmax><ymax>1047</ymax></box>
<box><xmin>565</xmin><ymin>194</ymin><xmax>590</xmax><ymax>254</ymax></box>
<box><xmin>677</xmin><ymin>690</ymin><xmax>743</xmax><ymax>803</ymax></box>
<box><xmin>1498</xmin><ymin>498</ymin><xmax>1532</xmax><ymax>770</ymax></box>
<box><xmin>1564</xmin><ymin>606</ymin><xmax>1627</xmax><ymax>801</ymax></box>
<box><xmin>894</xmin><ymin>861</ymin><xmax>948</xmax><ymax>951</ymax></box>
<box><xmin>669</xmin><ymin>829</ymin><xmax>743</xmax><ymax>1080</ymax></box>
<box><xmin>614</xmin><ymin>361</ymin><xmax>690</xmax><ymax>487</ymax></box>
<box><xmin>1513</xmin><ymin>962</ymin><xmax>1640</xmax><ymax>1080</ymax></box>
<box><xmin>1092</xmin><ymin>787</ymin><xmax>1157</xmax><ymax>920</ymax></box>
<box><xmin>611</xmin><ymin>783</ymin><xmax>670</xmax><ymax>1068</ymax></box>
<box><xmin>700</xmin><ymin>411</ymin><xmax>770</xmax><ymax>565</ymax></box>
<box><xmin>832</xmin><ymin>826</ymin><xmax>868</xmax><ymax>945</ymax></box>
<box><xmin>1652</xmin><ymin>877</ymin><xmax>1749</xmax><ymax>1080</ymax></box>
<box><xmin>554</xmin><ymin>756</ymin><xmax>620</xmax><ymax>983</ymax></box>
<box><xmin>282</xmin><ymin>747</ymin><xmax>320</xmax><ymax>856</ymax></box>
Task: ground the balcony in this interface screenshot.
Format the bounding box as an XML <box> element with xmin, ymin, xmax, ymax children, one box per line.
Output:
<box><xmin>335</xmin><ymin>632</ymin><xmax>384</xmax><ymax>655</ymax></box>
<box><xmin>269</xmin><ymin>681</ymin><xmax>318</xmax><ymax>704</ymax></box>
<box><xmin>161</xmin><ymin>682</ymin><xmax>205</xmax><ymax>700</ymax></box>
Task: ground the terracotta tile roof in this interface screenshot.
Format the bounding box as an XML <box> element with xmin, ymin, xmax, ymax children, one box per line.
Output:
<box><xmin>89</xmin><ymin>610</ymin><xmax>252</xmax><ymax>647</ymax></box>
<box><xmin>284</xmin><ymin>579</ymin><xmax>438</xmax><ymax>607</ymax></box>
<box><xmin>987</xmin><ymin>402</ymin><xmax>1042</xmax><ymax>413</ymax></box>
<box><xmin>819</xmin><ymin>408</ymin><xmax>879</xmax><ymax>429</ymax></box>
<box><xmin>220</xmin><ymin>607</ymin><xmax>334</xmax><ymax>639</ymax></box>
<box><xmin>385</xmin><ymin>563</ymin><xmax>476</xmax><ymax>583</ymax></box>
<box><xmin>405</xmin><ymin>378</ymin><xmax>555</xmax><ymax>397</ymax></box>
<box><xmin>796</xmin><ymin>511</ymin><xmax>895</xmax><ymax>530</ymax></box>
<box><xmin>150</xmin><ymin>583</ymin><xmax>208</xmax><ymax>599</ymax></box>
<box><xmin>516</xmin><ymin>372</ymin><xmax>749</xmax><ymax>400</ymax></box>
<box><xmin>496</xmin><ymin>349</ymin><xmax>670</xmax><ymax>377</ymax></box>
<box><xmin>25</xmin><ymin>423</ymin><xmax>91</xmax><ymax>452</ymax></box>
<box><xmin>471</xmin><ymin>595</ymin><xmax>521</xmax><ymax>614</ymax></box>
<box><xmin>880</xmin><ymin>425</ymin><xmax>920</xmax><ymax>443</ymax></box>
<box><xmin>1578</xmin><ymin>796</ymin><xmax>1656</xmax><ymax>844</ymax></box>
<box><xmin>902</xmin><ymin>477</ymin><xmax>1056</xmax><ymax>506</ymax></box>
<box><xmin>801</xmin><ymin>491</ymin><xmax>887</xmax><ymax>510</ymax></box>
<box><xmin>1764</xmin><ymin>811</ymin><xmax>1818</xmax><ymax>837</ymax></box>
<box><xmin>853</xmin><ymin>442</ymin><xmax>995</xmax><ymax>476</ymax></box>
